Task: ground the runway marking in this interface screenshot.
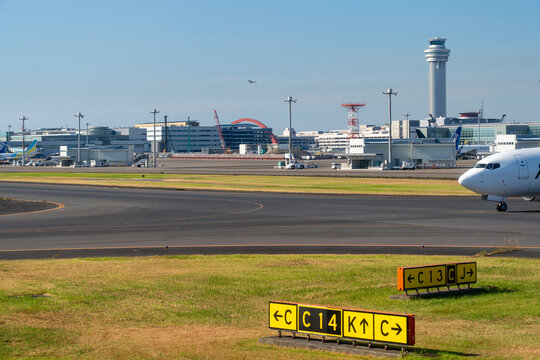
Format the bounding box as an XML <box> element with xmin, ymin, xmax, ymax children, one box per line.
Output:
<box><xmin>0</xmin><ymin>200</ymin><xmax>64</xmax><ymax>217</ymax></box>
<box><xmin>0</xmin><ymin>198</ymin><xmax>263</xmax><ymax>234</ymax></box>
<box><xmin>0</xmin><ymin>243</ymin><xmax>538</xmax><ymax>253</ymax></box>
<box><xmin>177</xmin><ymin>200</ymin><xmax>264</xmax><ymax>220</ymax></box>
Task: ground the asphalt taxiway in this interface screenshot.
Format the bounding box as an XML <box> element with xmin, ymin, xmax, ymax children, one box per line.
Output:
<box><xmin>1</xmin><ymin>182</ymin><xmax>538</xmax><ymax>259</ymax></box>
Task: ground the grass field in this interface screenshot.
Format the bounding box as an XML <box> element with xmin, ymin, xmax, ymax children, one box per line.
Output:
<box><xmin>0</xmin><ymin>172</ymin><xmax>475</xmax><ymax>196</ymax></box>
<box><xmin>1</xmin><ymin>254</ymin><xmax>538</xmax><ymax>359</ymax></box>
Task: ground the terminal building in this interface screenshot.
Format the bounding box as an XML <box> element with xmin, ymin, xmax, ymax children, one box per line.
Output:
<box><xmin>141</xmin><ymin>119</ymin><xmax>277</xmax><ymax>153</ymax></box>
<box><xmin>6</xmin><ymin>126</ymin><xmax>149</xmax><ymax>157</ymax></box>
<box><xmin>346</xmin><ymin>138</ymin><xmax>456</xmax><ymax>169</ymax></box>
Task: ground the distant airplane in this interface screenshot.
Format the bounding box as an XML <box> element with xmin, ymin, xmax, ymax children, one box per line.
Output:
<box><xmin>415</xmin><ymin>126</ymin><xmax>461</xmax><ymax>151</ymax></box>
<box><xmin>248</xmin><ymin>80</ymin><xmax>257</xmax><ymax>84</ymax></box>
<box><xmin>458</xmin><ymin>147</ymin><xmax>540</xmax><ymax>211</ymax></box>
<box><xmin>0</xmin><ymin>139</ymin><xmax>38</xmax><ymax>161</ymax></box>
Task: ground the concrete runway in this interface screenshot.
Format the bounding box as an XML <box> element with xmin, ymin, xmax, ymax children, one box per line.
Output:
<box><xmin>1</xmin><ymin>182</ymin><xmax>539</xmax><ymax>259</ymax></box>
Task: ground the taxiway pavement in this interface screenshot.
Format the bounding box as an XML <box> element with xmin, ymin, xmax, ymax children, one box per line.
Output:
<box><xmin>1</xmin><ymin>182</ymin><xmax>538</xmax><ymax>259</ymax></box>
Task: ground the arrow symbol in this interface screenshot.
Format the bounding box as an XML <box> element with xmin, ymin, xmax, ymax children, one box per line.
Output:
<box><xmin>360</xmin><ymin>318</ymin><xmax>368</xmax><ymax>333</ymax></box>
<box><xmin>407</xmin><ymin>274</ymin><xmax>415</xmax><ymax>283</ymax></box>
<box><xmin>467</xmin><ymin>268</ymin><xmax>473</xmax><ymax>276</ymax></box>
<box><xmin>273</xmin><ymin>311</ymin><xmax>282</xmax><ymax>322</ymax></box>
<box><xmin>392</xmin><ymin>323</ymin><xmax>402</xmax><ymax>336</ymax></box>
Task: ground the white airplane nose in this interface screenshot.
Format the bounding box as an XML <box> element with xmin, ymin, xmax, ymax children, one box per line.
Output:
<box><xmin>458</xmin><ymin>171</ymin><xmax>476</xmax><ymax>191</ymax></box>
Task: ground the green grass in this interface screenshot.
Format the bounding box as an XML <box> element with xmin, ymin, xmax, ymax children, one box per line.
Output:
<box><xmin>0</xmin><ymin>255</ymin><xmax>538</xmax><ymax>359</ymax></box>
<box><xmin>0</xmin><ymin>172</ymin><xmax>474</xmax><ymax>196</ymax></box>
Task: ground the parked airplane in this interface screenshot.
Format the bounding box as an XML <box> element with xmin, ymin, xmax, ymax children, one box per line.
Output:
<box><xmin>458</xmin><ymin>147</ymin><xmax>540</xmax><ymax>211</ymax></box>
<box><xmin>416</xmin><ymin>126</ymin><xmax>462</xmax><ymax>151</ymax></box>
<box><xmin>0</xmin><ymin>140</ymin><xmax>38</xmax><ymax>161</ymax></box>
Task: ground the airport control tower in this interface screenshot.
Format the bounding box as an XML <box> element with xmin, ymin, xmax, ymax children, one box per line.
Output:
<box><xmin>424</xmin><ymin>37</ymin><xmax>450</xmax><ymax>118</ymax></box>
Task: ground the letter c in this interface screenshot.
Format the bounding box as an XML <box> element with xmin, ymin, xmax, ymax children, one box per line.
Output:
<box><xmin>303</xmin><ymin>311</ymin><xmax>311</xmax><ymax>327</ymax></box>
<box><xmin>418</xmin><ymin>271</ymin><xmax>424</xmax><ymax>284</ymax></box>
<box><xmin>381</xmin><ymin>320</ymin><xmax>389</xmax><ymax>336</ymax></box>
<box><xmin>285</xmin><ymin>309</ymin><xmax>292</xmax><ymax>325</ymax></box>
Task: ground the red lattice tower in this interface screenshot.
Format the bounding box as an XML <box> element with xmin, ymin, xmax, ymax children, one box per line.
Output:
<box><xmin>341</xmin><ymin>103</ymin><xmax>366</xmax><ymax>138</ymax></box>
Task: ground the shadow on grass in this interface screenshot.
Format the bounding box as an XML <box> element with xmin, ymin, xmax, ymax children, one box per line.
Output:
<box><xmin>392</xmin><ymin>285</ymin><xmax>516</xmax><ymax>300</ymax></box>
<box><xmin>412</xmin><ymin>347</ymin><xmax>479</xmax><ymax>357</ymax></box>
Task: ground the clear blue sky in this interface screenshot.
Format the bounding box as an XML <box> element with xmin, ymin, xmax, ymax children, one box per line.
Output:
<box><xmin>0</xmin><ymin>0</ymin><xmax>539</xmax><ymax>132</ymax></box>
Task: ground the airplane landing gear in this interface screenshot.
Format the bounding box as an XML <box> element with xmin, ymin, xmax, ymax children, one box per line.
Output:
<box><xmin>496</xmin><ymin>202</ymin><xmax>508</xmax><ymax>212</ymax></box>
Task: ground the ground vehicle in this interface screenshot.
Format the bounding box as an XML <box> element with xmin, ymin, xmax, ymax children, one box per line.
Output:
<box><xmin>285</xmin><ymin>160</ymin><xmax>305</xmax><ymax>169</ymax></box>
<box><xmin>401</xmin><ymin>162</ymin><xmax>417</xmax><ymax>170</ymax></box>
<box><xmin>331</xmin><ymin>162</ymin><xmax>341</xmax><ymax>170</ymax></box>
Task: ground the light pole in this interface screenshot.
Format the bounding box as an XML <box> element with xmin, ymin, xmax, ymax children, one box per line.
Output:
<box><xmin>74</xmin><ymin>112</ymin><xmax>84</xmax><ymax>165</ymax></box>
<box><xmin>19</xmin><ymin>116</ymin><xmax>28</xmax><ymax>166</ymax></box>
<box><xmin>150</xmin><ymin>108</ymin><xmax>160</xmax><ymax>167</ymax></box>
<box><xmin>383</xmin><ymin>89</ymin><xmax>398</xmax><ymax>169</ymax></box>
<box><xmin>284</xmin><ymin>96</ymin><xmax>297</xmax><ymax>164</ymax></box>
<box><xmin>86</xmin><ymin>122</ymin><xmax>90</xmax><ymax>145</ymax></box>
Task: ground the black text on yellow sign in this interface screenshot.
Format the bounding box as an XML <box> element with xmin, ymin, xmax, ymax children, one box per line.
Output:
<box><xmin>343</xmin><ymin>311</ymin><xmax>412</xmax><ymax>345</ymax></box>
<box><xmin>298</xmin><ymin>305</ymin><xmax>342</xmax><ymax>337</ymax></box>
<box><xmin>398</xmin><ymin>262</ymin><xmax>477</xmax><ymax>291</ymax></box>
<box><xmin>269</xmin><ymin>301</ymin><xmax>297</xmax><ymax>331</ymax></box>
<box><xmin>269</xmin><ymin>302</ymin><xmax>416</xmax><ymax>346</ymax></box>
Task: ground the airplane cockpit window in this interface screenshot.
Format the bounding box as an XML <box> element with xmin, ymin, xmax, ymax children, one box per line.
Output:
<box><xmin>485</xmin><ymin>163</ymin><xmax>500</xmax><ymax>170</ymax></box>
<box><xmin>475</xmin><ymin>163</ymin><xmax>487</xmax><ymax>168</ymax></box>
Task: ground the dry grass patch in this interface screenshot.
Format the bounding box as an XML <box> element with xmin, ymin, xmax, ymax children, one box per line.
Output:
<box><xmin>0</xmin><ymin>172</ymin><xmax>475</xmax><ymax>196</ymax></box>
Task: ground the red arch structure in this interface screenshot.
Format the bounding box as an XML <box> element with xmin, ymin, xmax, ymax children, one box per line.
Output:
<box><xmin>231</xmin><ymin>118</ymin><xmax>278</xmax><ymax>144</ymax></box>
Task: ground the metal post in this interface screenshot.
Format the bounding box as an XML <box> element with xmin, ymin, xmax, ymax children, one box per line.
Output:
<box><xmin>187</xmin><ymin>116</ymin><xmax>191</xmax><ymax>153</ymax></box>
<box><xmin>383</xmin><ymin>89</ymin><xmax>398</xmax><ymax>169</ymax></box>
<box><xmin>284</xmin><ymin>96</ymin><xmax>297</xmax><ymax>164</ymax></box>
<box><xmin>74</xmin><ymin>112</ymin><xmax>84</xmax><ymax>165</ymax></box>
<box><xmin>86</xmin><ymin>122</ymin><xmax>89</xmax><ymax>145</ymax></box>
<box><xmin>7</xmin><ymin>125</ymin><xmax>11</xmax><ymax>142</ymax></box>
<box><xmin>163</xmin><ymin>115</ymin><xmax>168</xmax><ymax>153</ymax></box>
<box><xmin>150</xmin><ymin>109</ymin><xmax>160</xmax><ymax>167</ymax></box>
<box><xmin>19</xmin><ymin>116</ymin><xmax>28</xmax><ymax>166</ymax></box>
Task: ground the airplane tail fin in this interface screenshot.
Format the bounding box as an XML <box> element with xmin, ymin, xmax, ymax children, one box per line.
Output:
<box><xmin>24</xmin><ymin>140</ymin><xmax>38</xmax><ymax>156</ymax></box>
<box><xmin>451</xmin><ymin>127</ymin><xmax>462</xmax><ymax>150</ymax></box>
<box><xmin>415</xmin><ymin>129</ymin><xmax>426</xmax><ymax>138</ymax></box>
<box><xmin>0</xmin><ymin>142</ymin><xmax>7</xmax><ymax>154</ymax></box>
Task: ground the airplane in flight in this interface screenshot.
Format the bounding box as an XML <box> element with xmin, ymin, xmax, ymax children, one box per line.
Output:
<box><xmin>0</xmin><ymin>139</ymin><xmax>38</xmax><ymax>161</ymax></box>
<box><xmin>458</xmin><ymin>147</ymin><xmax>540</xmax><ymax>211</ymax></box>
<box><xmin>248</xmin><ymin>80</ymin><xmax>257</xmax><ymax>84</ymax></box>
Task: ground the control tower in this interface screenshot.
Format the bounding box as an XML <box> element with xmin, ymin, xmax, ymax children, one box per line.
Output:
<box><xmin>424</xmin><ymin>37</ymin><xmax>450</xmax><ymax>118</ymax></box>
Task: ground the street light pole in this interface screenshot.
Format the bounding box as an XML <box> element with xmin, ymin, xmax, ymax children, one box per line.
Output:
<box><xmin>383</xmin><ymin>89</ymin><xmax>398</xmax><ymax>169</ymax></box>
<box><xmin>150</xmin><ymin>108</ymin><xmax>160</xmax><ymax>167</ymax></box>
<box><xmin>19</xmin><ymin>116</ymin><xmax>28</xmax><ymax>166</ymax></box>
<box><xmin>74</xmin><ymin>112</ymin><xmax>84</xmax><ymax>165</ymax></box>
<box><xmin>284</xmin><ymin>96</ymin><xmax>297</xmax><ymax>164</ymax></box>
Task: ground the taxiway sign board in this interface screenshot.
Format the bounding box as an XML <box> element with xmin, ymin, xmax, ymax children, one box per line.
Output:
<box><xmin>398</xmin><ymin>262</ymin><xmax>477</xmax><ymax>291</ymax></box>
<box><xmin>269</xmin><ymin>301</ymin><xmax>415</xmax><ymax>346</ymax></box>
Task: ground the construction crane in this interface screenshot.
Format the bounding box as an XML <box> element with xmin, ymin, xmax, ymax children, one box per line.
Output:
<box><xmin>213</xmin><ymin>110</ymin><xmax>226</xmax><ymax>151</ymax></box>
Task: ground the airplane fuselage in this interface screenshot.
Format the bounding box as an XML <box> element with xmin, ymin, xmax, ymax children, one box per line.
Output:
<box><xmin>458</xmin><ymin>148</ymin><xmax>540</xmax><ymax>211</ymax></box>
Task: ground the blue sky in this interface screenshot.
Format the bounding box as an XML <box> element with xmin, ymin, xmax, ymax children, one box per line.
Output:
<box><xmin>0</xmin><ymin>0</ymin><xmax>539</xmax><ymax>132</ymax></box>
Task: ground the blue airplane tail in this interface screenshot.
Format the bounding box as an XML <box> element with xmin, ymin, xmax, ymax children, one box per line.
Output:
<box><xmin>0</xmin><ymin>142</ymin><xmax>7</xmax><ymax>154</ymax></box>
<box><xmin>451</xmin><ymin>127</ymin><xmax>462</xmax><ymax>150</ymax></box>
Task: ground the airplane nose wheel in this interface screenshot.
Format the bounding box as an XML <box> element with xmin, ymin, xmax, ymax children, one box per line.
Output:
<box><xmin>496</xmin><ymin>202</ymin><xmax>508</xmax><ymax>212</ymax></box>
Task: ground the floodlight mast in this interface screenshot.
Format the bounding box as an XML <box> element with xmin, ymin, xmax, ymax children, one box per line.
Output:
<box><xmin>150</xmin><ymin>109</ymin><xmax>160</xmax><ymax>167</ymax></box>
<box><xmin>74</xmin><ymin>112</ymin><xmax>84</xmax><ymax>165</ymax></box>
<box><xmin>19</xmin><ymin>116</ymin><xmax>28</xmax><ymax>166</ymax></box>
<box><xmin>383</xmin><ymin>89</ymin><xmax>398</xmax><ymax>169</ymax></box>
<box><xmin>284</xmin><ymin>96</ymin><xmax>297</xmax><ymax>164</ymax></box>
